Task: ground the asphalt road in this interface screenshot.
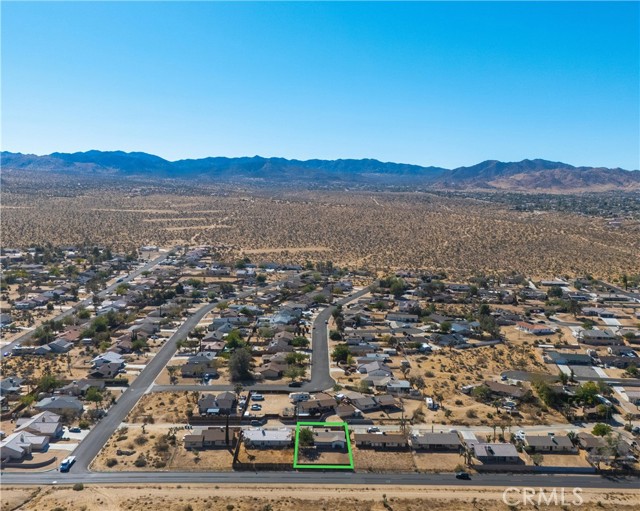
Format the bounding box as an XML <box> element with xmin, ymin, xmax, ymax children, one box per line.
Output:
<box><xmin>0</xmin><ymin>251</ymin><xmax>173</xmax><ymax>358</ymax></box>
<box><xmin>1</xmin><ymin>468</ymin><xmax>638</xmax><ymax>489</ymax></box>
<box><xmin>151</xmin><ymin>287</ymin><xmax>371</xmax><ymax>394</ymax></box>
<box><xmin>67</xmin><ymin>272</ymin><xmax>304</xmax><ymax>473</ymax></box>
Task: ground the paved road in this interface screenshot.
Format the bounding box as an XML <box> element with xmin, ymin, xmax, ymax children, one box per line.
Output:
<box><xmin>151</xmin><ymin>287</ymin><xmax>371</xmax><ymax>394</ymax></box>
<box><xmin>1</xmin><ymin>469</ymin><xmax>638</xmax><ymax>489</ymax></box>
<box><xmin>0</xmin><ymin>251</ymin><xmax>173</xmax><ymax>357</ymax></box>
<box><xmin>67</xmin><ymin>272</ymin><xmax>304</xmax><ymax>473</ymax></box>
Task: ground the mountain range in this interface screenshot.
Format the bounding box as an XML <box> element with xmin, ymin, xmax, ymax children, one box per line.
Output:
<box><xmin>2</xmin><ymin>150</ymin><xmax>639</xmax><ymax>192</ymax></box>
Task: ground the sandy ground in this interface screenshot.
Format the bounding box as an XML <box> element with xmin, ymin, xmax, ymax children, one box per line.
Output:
<box><xmin>354</xmin><ymin>448</ymin><xmax>417</xmax><ymax>472</ymax></box>
<box><xmin>2</xmin><ymin>484</ymin><xmax>639</xmax><ymax>511</ymax></box>
<box><xmin>412</xmin><ymin>452</ymin><xmax>465</xmax><ymax>472</ymax></box>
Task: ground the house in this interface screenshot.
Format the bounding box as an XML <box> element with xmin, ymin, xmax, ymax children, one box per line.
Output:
<box><xmin>256</xmin><ymin>362</ymin><xmax>287</xmax><ymax>380</ymax></box>
<box><xmin>471</xmin><ymin>442</ymin><xmax>521</xmax><ymax>464</ymax></box>
<box><xmin>336</xmin><ymin>403</ymin><xmax>360</xmax><ymax>419</ymax></box>
<box><xmin>47</xmin><ymin>339</ymin><xmax>73</xmax><ymax>354</ymax></box>
<box><xmin>313</xmin><ymin>429</ymin><xmax>346</xmax><ymax>449</ymax></box>
<box><xmin>577</xmin><ymin>433</ymin><xmax>606</xmax><ymax>452</ymax></box>
<box><xmin>15</xmin><ymin>411</ymin><xmax>63</xmax><ymax>438</ymax></box>
<box><xmin>546</xmin><ymin>351</ymin><xmax>593</xmax><ymax>366</ymax></box>
<box><xmin>374</xmin><ymin>394</ymin><xmax>400</xmax><ymax>409</ymax></box>
<box><xmin>0</xmin><ymin>431</ymin><xmax>49</xmax><ymax>461</ymax></box>
<box><xmin>386</xmin><ymin>379</ymin><xmax>411</xmax><ymax>394</ymax></box>
<box><xmin>89</xmin><ymin>362</ymin><xmax>123</xmax><ymax>379</ymax></box>
<box><xmin>600</xmin><ymin>355</ymin><xmax>636</xmax><ymax>369</ymax></box>
<box><xmin>411</xmin><ymin>432</ymin><xmax>461</xmax><ymax>451</ymax></box>
<box><xmin>181</xmin><ymin>353</ymin><xmax>218</xmax><ymax>378</ymax></box>
<box><xmin>386</xmin><ymin>313</ymin><xmax>419</xmax><ymax>323</ymax></box>
<box><xmin>484</xmin><ymin>381</ymin><xmax>527</xmax><ymax>400</ymax></box>
<box><xmin>92</xmin><ymin>352</ymin><xmax>125</xmax><ymax>368</ymax></box>
<box><xmin>516</xmin><ymin>322</ymin><xmax>556</xmax><ymax>335</ymax></box>
<box><xmin>357</xmin><ymin>361</ymin><xmax>393</xmax><ymax>377</ymax></box>
<box><xmin>197</xmin><ymin>392</ymin><xmax>236</xmax><ymax>415</ymax></box>
<box><xmin>0</xmin><ymin>313</ymin><xmax>14</xmax><ymax>327</ymax></box>
<box><xmin>34</xmin><ymin>396</ymin><xmax>84</xmax><ymax>417</ymax></box>
<box><xmin>59</xmin><ymin>379</ymin><xmax>105</xmax><ymax>397</ymax></box>
<box><xmin>183</xmin><ymin>427</ymin><xmax>240</xmax><ymax>449</ymax></box>
<box><xmin>525</xmin><ymin>435</ymin><xmax>575</xmax><ymax>453</ymax></box>
<box><xmin>354</xmin><ymin>433</ymin><xmax>408</xmax><ymax>449</ymax></box>
<box><xmin>351</xmin><ymin>395</ymin><xmax>379</xmax><ymax>412</ymax></box>
<box><xmin>243</xmin><ymin>428</ymin><xmax>292</xmax><ymax>448</ymax></box>
<box><xmin>265</xmin><ymin>338</ymin><xmax>294</xmax><ymax>354</ymax></box>
<box><xmin>578</xmin><ymin>329</ymin><xmax>621</xmax><ymax>346</ymax></box>
<box><xmin>0</xmin><ymin>376</ymin><xmax>24</xmax><ymax>396</ymax></box>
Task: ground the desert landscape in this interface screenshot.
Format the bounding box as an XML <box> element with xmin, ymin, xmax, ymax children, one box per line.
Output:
<box><xmin>1</xmin><ymin>484</ymin><xmax>639</xmax><ymax>511</ymax></box>
<box><xmin>2</xmin><ymin>174</ymin><xmax>639</xmax><ymax>279</ymax></box>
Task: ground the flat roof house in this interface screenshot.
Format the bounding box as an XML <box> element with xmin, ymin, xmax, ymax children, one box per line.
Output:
<box><xmin>525</xmin><ymin>435</ymin><xmax>576</xmax><ymax>453</ymax></box>
<box><xmin>471</xmin><ymin>442</ymin><xmax>521</xmax><ymax>464</ymax></box>
<box><xmin>411</xmin><ymin>432</ymin><xmax>461</xmax><ymax>451</ymax></box>
<box><xmin>242</xmin><ymin>428</ymin><xmax>292</xmax><ymax>448</ymax></box>
<box><xmin>354</xmin><ymin>432</ymin><xmax>408</xmax><ymax>449</ymax></box>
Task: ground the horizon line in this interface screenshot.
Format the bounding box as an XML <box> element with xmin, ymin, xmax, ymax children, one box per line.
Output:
<box><xmin>2</xmin><ymin>149</ymin><xmax>638</xmax><ymax>172</ymax></box>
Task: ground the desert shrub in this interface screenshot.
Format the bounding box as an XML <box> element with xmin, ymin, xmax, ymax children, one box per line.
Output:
<box><xmin>72</xmin><ymin>483</ymin><xmax>84</xmax><ymax>491</ymax></box>
<box><xmin>105</xmin><ymin>458</ymin><xmax>118</xmax><ymax>467</ymax></box>
<box><xmin>78</xmin><ymin>420</ymin><xmax>90</xmax><ymax>429</ymax></box>
<box><xmin>134</xmin><ymin>435</ymin><xmax>148</xmax><ymax>446</ymax></box>
<box><xmin>134</xmin><ymin>455</ymin><xmax>147</xmax><ymax>467</ymax></box>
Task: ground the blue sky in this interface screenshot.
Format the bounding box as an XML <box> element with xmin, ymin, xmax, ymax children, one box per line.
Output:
<box><xmin>2</xmin><ymin>1</ymin><xmax>639</xmax><ymax>169</ymax></box>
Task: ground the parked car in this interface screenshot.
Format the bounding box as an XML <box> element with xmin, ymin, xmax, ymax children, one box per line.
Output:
<box><xmin>252</xmin><ymin>394</ymin><xmax>265</xmax><ymax>401</ymax></box>
<box><xmin>69</xmin><ymin>427</ymin><xmax>82</xmax><ymax>433</ymax></box>
<box><xmin>367</xmin><ymin>426</ymin><xmax>381</xmax><ymax>433</ymax></box>
<box><xmin>251</xmin><ymin>404</ymin><xmax>262</xmax><ymax>411</ymax></box>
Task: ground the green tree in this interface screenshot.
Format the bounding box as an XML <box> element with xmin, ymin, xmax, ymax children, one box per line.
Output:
<box><xmin>86</xmin><ymin>387</ymin><xmax>103</xmax><ymax>409</ymax></box>
<box><xmin>575</xmin><ymin>381</ymin><xmax>599</xmax><ymax>406</ymax></box>
<box><xmin>229</xmin><ymin>348</ymin><xmax>253</xmax><ymax>381</ymax></box>
<box><xmin>298</xmin><ymin>427</ymin><xmax>314</xmax><ymax>447</ymax></box>
<box><xmin>38</xmin><ymin>374</ymin><xmax>62</xmax><ymax>393</ymax></box>
<box><xmin>332</xmin><ymin>344</ymin><xmax>350</xmax><ymax>363</ymax></box>
<box><xmin>285</xmin><ymin>366</ymin><xmax>305</xmax><ymax>382</ymax></box>
<box><xmin>592</xmin><ymin>423</ymin><xmax>612</xmax><ymax>437</ymax></box>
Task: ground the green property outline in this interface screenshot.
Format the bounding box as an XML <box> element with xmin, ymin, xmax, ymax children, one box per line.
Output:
<box><xmin>293</xmin><ymin>421</ymin><xmax>354</xmax><ymax>470</ymax></box>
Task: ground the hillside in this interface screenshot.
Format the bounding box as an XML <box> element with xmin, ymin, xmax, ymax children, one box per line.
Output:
<box><xmin>2</xmin><ymin>151</ymin><xmax>638</xmax><ymax>191</ymax></box>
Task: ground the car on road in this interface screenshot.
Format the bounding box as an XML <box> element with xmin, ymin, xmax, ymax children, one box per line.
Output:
<box><xmin>252</xmin><ymin>394</ymin><xmax>265</xmax><ymax>401</ymax></box>
<box><xmin>250</xmin><ymin>404</ymin><xmax>262</xmax><ymax>411</ymax></box>
<box><xmin>367</xmin><ymin>426</ymin><xmax>381</xmax><ymax>433</ymax></box>
<box><xmin>3</xmin><ymin>352</ymin><xmax>10</xmax><ymax>357</ymax></box>
<box><xmin>68</xmin><ymin>427</ymin><xmax>82</xmax><ymax>433</ymax></box>
<box><xmin>288</xmin><ymin>381</ymin><xmax>303</xmax><ymax>388</ymax></box>
<box><xmin>455</xmin><ymin>471</ymin><xmax>471</xmax><ymax>480</ymax></box>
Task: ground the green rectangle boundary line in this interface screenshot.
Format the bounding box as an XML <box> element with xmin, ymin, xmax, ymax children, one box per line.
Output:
<box><xmin>293</xmin><ymin>421</ymin><xmax>354</xmax><ymax>470</ymax></box>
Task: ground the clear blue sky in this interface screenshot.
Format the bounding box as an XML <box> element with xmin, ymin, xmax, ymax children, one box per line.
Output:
<box><xmin>2</xmin><ymin>1</ymin><xmax>639</xmax><ymax>169</ymax></box>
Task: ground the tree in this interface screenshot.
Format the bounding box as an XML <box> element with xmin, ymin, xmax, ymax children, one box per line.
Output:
<box><xmin>621</xmin><ymin>274</ymin><xmax>629</xmax><ymax>291</ymax></box>
<box><xmin>38</xmin><ymin>374</ymin><xmax>62</xmax><ymax>393</ymax></box>
<box><xmin>292</xmin><ymin>336</ymin><xmax>309</xmax><ymax>348</ymax></box>
<box><xmin>167</xmin><ymin>365</ymin><xmax>179</xmax><ymax>385</ymax></box>
<box><xmin>285</xmin><ymin>352</ymin><xmax>308</xmax><ymax>366</ymax></box>
<box><xmin>86</xmin><ymin>387</ymin><xmax>103</xmax><ymax>409</ymax></box>
<box><xmin>575</xmin><ymin>381</ymin><xmax>599</xmax><ymax>406</ymax></box>
<box><xmin>20</xmin><ymin>394</ymin><xmax>36</xmax><ymax>411</ymax></box>
<box><xmin>440</xmin><ymin>321</ymin><xmax>451</xmax><ymax>333</ymax></box>
<box><xmin>229</xmin><ymin>348</ymin><xmax>253</xmax><ymax>381</ymax></box>
<box><xmin>332</xmin><ymin>344</ymin><xmax>350</xmax><ymax>363</ymax></box>
<box><xmin>115</xmin><ymin>283</ymin><xmax>130</xmax><ymax>296</ymax></box>
<box><xmin>592</xmin><ymin>423</ymin><xmax>612</xmax><ymax>437</ymax></box>
<box><xmin>558</xmin><ymin>371</ymin><xmax>569</xmax><ymax>385</ymax></box>
<box><xmin>285</xmin><ymin>366</ymin><xmax>305</xmax><ymax>382</ymax></box>
<box><xmin>298</xmin><ymin>427</ymin><xmax>314</xmax><ymax>447</ymax></box>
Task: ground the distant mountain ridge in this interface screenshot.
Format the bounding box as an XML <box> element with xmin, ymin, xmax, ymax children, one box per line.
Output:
<box><xmin>2</xmin><ymin>150</ymin><xmax>638</xmax><ymax>191</ymax></box>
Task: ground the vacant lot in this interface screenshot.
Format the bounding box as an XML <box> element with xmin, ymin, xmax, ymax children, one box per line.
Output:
<box><xmin>353</xmin><ymin>448</ymin><xmax>416</xmax><ymax>472</ymax></box>
<box><xmin>127</xmin><ymin>391</ymin><xmax>195</xmax><ymax>424</ymax></box>
<box><xmin>2</xmin><ymin>484</ymin><xmax>638</xmax><ymax>511</ymax></box>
